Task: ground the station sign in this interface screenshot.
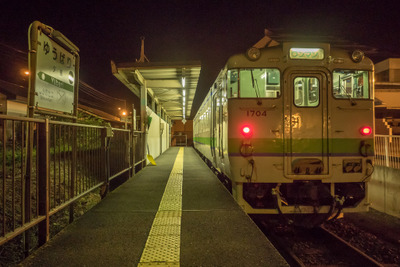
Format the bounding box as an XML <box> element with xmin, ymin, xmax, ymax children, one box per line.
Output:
<box><xmin>29</xmin><ymin>21</ymin><xmax>79</xmax><ymax>116</ymax></box>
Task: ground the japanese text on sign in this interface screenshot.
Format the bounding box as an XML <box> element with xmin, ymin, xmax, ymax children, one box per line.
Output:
<box><xmin>289</xmin><ymin>48</ymin><xmax>324</xmax><ymax>60</ymax></box>
<box><xmin>35</xmin><ymin>30</ymin><xmax>76</xmax><ymax>114</ymax></box>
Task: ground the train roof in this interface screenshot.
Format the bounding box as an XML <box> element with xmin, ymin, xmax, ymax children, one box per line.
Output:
<box><xmin>225</xmin><ymin>41</ymin><xmax>374</xmax><ymax>70</ymax></box>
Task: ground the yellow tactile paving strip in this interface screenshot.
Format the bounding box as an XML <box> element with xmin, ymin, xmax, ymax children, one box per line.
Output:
<box><xmin>138</xmin><ymin>148</ymin><xmax>184</xmax><ymax>267</ymax></box>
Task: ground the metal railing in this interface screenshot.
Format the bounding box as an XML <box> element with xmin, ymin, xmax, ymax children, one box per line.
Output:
<box><xmin>0</xmin><ymin>114</ymin><xmax>145</xmax><ymax>251</ymax></box>
<box><xmin>109</xmin><ymin>128</ymin><xmax>131</xmax><ymax>180</ymax></box>
<box><xmin>133</xmin><ymin>131</ymin><xmax>146</xmax><ymax>171</ymax></box>
<box><xmin>375</xmin><ymin>135</ymin><xmax>400</xmax><ymax>169</ymax></box>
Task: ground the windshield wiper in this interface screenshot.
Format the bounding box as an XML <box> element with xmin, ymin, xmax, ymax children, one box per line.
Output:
<box><xmin>250</xmin><ymin>70</ymin><xmax>260</xmax><ymax>98</ymax></box>
<box><xmin>346</xmin><ymin>93</ymin><xmax>357</xmax><ymax>106</ymax></box>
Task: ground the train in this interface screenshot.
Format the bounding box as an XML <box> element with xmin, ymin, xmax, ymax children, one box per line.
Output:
<box><xmin>193</xmin><ymin>41</ymin><xmax>375</xmax><ymax>226</ymax></box>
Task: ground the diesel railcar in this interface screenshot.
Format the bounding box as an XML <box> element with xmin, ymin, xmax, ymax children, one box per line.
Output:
<box><xmin>193</xmin><ymin>42</ymin><xmax>374</xmax><ymax>225</ymax></box>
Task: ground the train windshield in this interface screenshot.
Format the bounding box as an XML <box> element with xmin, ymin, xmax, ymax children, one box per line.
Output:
<box><xmin>227</xmin><ymin>69</ymin><xmax>280</xmax><ymax>98</ymax></box>
<box><xmin>333</xmin><ymin>70</ymin><xmax>369</xmax><ymax>99</ymax></box>
<box><xmin>294</xmin><ymin>77</ymin><xmax>320</xmax><ymax>107</ymax></box>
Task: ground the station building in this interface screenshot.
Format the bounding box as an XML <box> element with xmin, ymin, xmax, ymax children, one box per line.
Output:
<box><xmin>375</xmin><ymin>58</ymin><xmax>400</xmax><ymax>135</ymax></box>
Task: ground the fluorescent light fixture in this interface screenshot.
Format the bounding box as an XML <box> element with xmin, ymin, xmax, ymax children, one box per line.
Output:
<box><xmin>183</xmin><ymin>89</ymin><xmax>186</xmax><ymax>96</ymax></box>
<box><xmin>182</xmin><ymin>77</ymin><xmax>186</xmax><ymax>88</ymax></box>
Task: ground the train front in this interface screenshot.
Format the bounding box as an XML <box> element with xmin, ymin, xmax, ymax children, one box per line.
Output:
<box><xmin>226</xmin><ymin>43</ymin><xmax>374</xmax><ymax>225</ymax></box>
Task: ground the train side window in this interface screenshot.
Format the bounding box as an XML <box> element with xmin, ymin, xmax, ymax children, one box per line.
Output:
<box><xmin>333</xmin><ymin>70</ymin><xmax>369</xmax><ymax>99</ymax></box>
<box><xmin>294</xmin><ymin>77</ymin><xmax>319</xmax><ymax>107</ymax></box>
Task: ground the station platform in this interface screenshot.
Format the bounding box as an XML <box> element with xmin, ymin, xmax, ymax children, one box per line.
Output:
<box><xmin>21</xmin><ymin>147</ymin><xmax>288</xmax><ymax>266</ymax></box>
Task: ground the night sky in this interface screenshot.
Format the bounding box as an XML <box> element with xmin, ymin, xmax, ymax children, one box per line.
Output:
<box><xmin>2</xmin><ymin>0</ymin><xmax>400</xmax><ymax>117</ymax></box>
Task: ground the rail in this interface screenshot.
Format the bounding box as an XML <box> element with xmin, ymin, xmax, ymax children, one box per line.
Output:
<box><xmin>375</xmin><ymin>135</ymin><xmax>400</xmax><ymax>169</ymax></box>
<box><xmin>0</xmin><ymin>115</ymin><xmax>145</xmax><ymax>252</ymax></box>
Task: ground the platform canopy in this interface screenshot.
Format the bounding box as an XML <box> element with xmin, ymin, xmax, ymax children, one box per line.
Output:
<box><xmin>111</xmin><ymin>60</ymin><xmax>201</xmax><ymax>120</ymax></box>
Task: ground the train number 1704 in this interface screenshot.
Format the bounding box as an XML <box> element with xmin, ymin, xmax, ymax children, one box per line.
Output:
<box><xmin>246</xmin><ymin>110</ymin><xmax>267</xmax><ymax>117</ymax></box>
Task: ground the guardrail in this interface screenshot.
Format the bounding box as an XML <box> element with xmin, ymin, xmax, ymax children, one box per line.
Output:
<box><xmin>375</xmin><ymin>135</ymin><xmax>400</xmax><ymax>169</ymax></box>
<box><xmin>0</xmin><ymin>115</ymin><xmax>144</xmax><ymax>254</ymax></box>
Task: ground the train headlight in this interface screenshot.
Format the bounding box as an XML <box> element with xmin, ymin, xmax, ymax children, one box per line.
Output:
<box><xmin>241</xmin><ymin>125</ymin><xmax>253</xmax><ymax>138</ymax></box>
<box><xmin>246</xmin><ymin>47</ymin><xmax>261</xmax><ymax>61</ymax></box>
<box><xmin>343</xmin><ymin>159</ymin><xmax>362</xmax><ymax>173</ymax></box>
<box><xmin>351</xmin><ymin>49</ymin><xmax>365</xmax><ymax>63</ymax></box>
<box><xmin>360</xmin><ymin>126</ymin><xmax>372</xmax><ymax>136</ymax></box>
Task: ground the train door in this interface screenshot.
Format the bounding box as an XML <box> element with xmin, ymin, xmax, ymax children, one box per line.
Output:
<box><xmin>213</xmin><ymin>86</ymin><xmax>224</xmax><ymax>167</ymax></box>
<box><xmin>283</xmin><ymin>69</ymin><xmax>329</xmax><ymax>178</ymax></box>
<box><xmin>217</xmin><ymin>84</ymin><xmax>224</xmax><ymax>160</ymax></box>
<box><xmin>211</xmin><ymin>85</ymin><xmax>219</xmax><ymax>164</ymax></box>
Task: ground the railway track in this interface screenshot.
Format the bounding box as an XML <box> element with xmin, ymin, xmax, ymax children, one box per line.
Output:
<box><xmin>255</xmin><ymin>219</ymin><xmax>384</xmax><ymax>266</ymax></box>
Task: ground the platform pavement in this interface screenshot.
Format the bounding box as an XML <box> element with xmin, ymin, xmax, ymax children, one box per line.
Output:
<box><xmin>21</xmin><ymin>147</ymin><xmax>288</xmax><ymax>266</ymax></box>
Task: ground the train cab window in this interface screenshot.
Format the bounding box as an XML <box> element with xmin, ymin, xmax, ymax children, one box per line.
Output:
<box><xmin>294</xmin><ymin>77</ymin><xmax>319</xmax><ymax>107</ymax></box>
<box><xmin>228</xmin><ymin>68</ymin><xmax>280</xmax><ymax>98</ymax></box>
<box><xmin>333</xmin><ymin>70</ymin><xmax>369</xmax><ymax>99</ymax></box>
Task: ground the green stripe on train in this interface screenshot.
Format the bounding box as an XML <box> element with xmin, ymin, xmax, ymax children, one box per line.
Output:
<box><xmin>193</xmin><ymin>137</ymin><xmax>215</xmax><ymax>145</ymax></box>
<box><xmin>194</xmin><ymin>137</ymin><xmax>374</xmax><ymax>154</ymax></box>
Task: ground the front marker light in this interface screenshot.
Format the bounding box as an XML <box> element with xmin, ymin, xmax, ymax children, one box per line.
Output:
<box><xmin>241</xmin><ymin>125</ymin><xmax>253</xmax><ymax>138</ymax></box>
<box><xmin>246</xmin><ymin>47</ymin><xmax>261</xmax><ymax>61</ymax></box>
<box><xmin>351</xmin><ymin>49</ymin><xmax>365</xmax><ymax>63</ymax></box>
<box><xmin>360</xmin><ymin>126</ymin><xmax>372</xmax><ymax>136</ymax></box>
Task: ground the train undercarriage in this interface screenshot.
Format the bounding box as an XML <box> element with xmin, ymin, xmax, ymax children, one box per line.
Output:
<box><xmin>242</xmin><ymin>181</ymin><xmax>367</xmax><ymax>227</ymax></box>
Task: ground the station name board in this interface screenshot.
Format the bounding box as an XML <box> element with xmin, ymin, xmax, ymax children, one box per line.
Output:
<box><xmin>35</xmin><ymin>30</ymin><xmax>76</xmax><ymax>114</ymax></box>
